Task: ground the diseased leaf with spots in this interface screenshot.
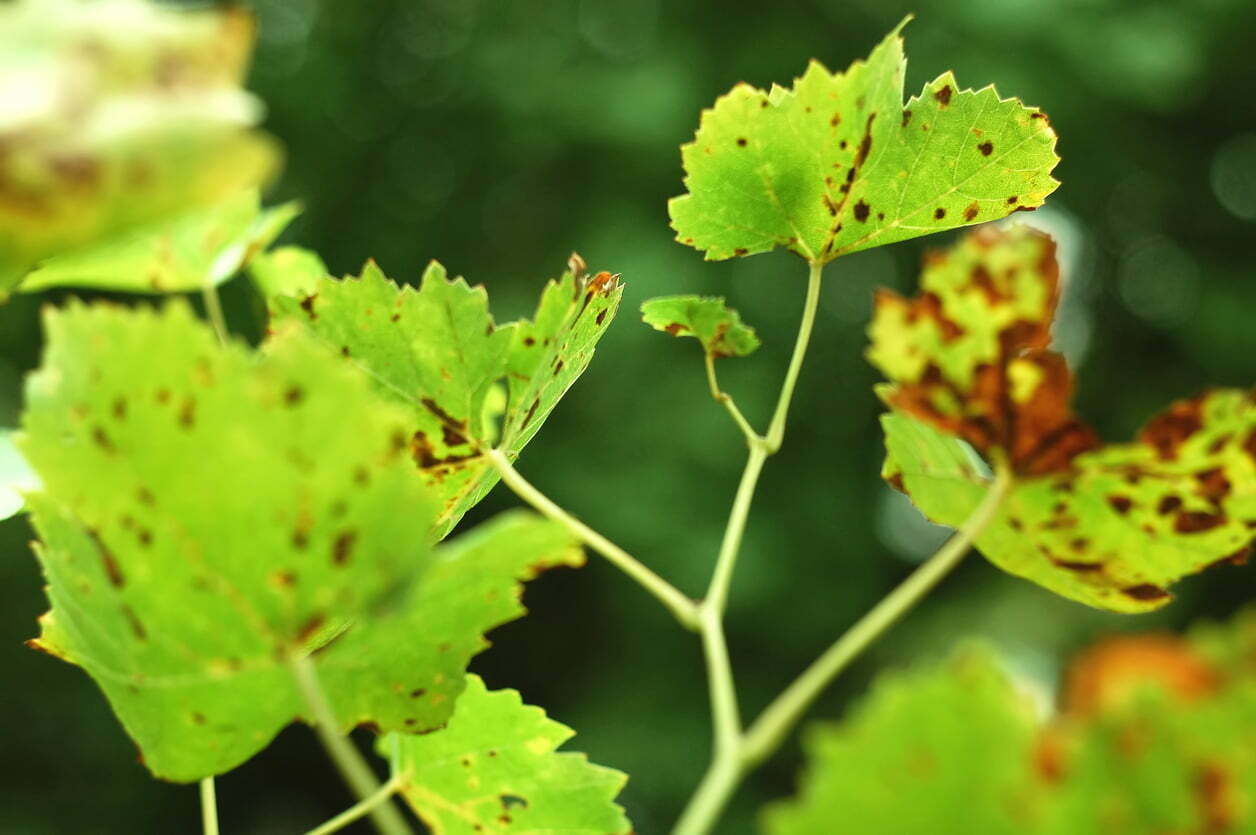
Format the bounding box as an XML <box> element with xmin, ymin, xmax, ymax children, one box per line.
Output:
<box><xmin>1040</xmin><ymin>631</ymin><xmax>1256</xmax><ymax>835</ymax></box>
<box><xmin>314</xmin><ymin>511</ymin><xmax>585</xmax><ymax>735</ymax></box>
<box><xmin>641</xmin><ymin>295</ymin><xmax>760</xmax><ymax>357</ymax></box>
<box><xmin>19</xmin><ymin>191</ymin><xmax>298</xmax><ymax>294</ymax></box>
<box><xmin>249</xmin><ymin>245</ymin><xmax>328</xmax><ymax>300</ymax></box>
<box><xmin>384</xmin><ymin>674</ymin><xmax>633</xmax><ymax>835</ymax></box>
<box><xmin>0</xmin><ymin>0</ymin><xmax>280</xmax><ymax>293</ymax></box>
<box><xmin>669</xmin><ymin>18</ymin><xmax>1058</xmax><ymax>264</ymax></box>
<box><xmin>0</xmin><ymin>429</ymin><xmax>40</xmax><ymax>519</ymax></box>
<box><xmin>20</xmin><ymin>301</ymin><xmax>439</xmax><ymax>779</ymax></box>
<box><xmin>269</xmin><ymin>260</ymin><xmax>621</xmax><ymax>538</ymax></box>
<box><xmin>872</xmin><ymin>226</ymin><xmax>1256</xmax><ymax>611</ymax></box>
<box><xmin>764</xmin><ymin>623</ymin><xmax>1256</xmax><ymax>835</ymax></box>
<box><xmin>763</xmin><ymin>650</ymin><xmax>1040</xmax><ymax>835</ymax></box>
<box><xmin>870</xmin><ymin>225</ymin><xmax>1096</xmax><ymax>476</ymax></box>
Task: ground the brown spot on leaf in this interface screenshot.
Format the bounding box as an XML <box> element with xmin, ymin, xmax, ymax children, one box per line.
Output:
<box><xmin>120</xmin><ymin>605</ymin><xmax>147</xmax><ymax>641</ymax></box>
<box><xmin>1158</xmin><ymin>495</ymin><xmax>1183</xmax><ymax>515</ymax></box>
<box><xmin>299</xmin><ymin>295</ymin><xmax>317</xmax><ymax>320</ymax></box>
<box><xmin>736</xmin><ymin>137</ymin><xmax>747</xmax><ymax>147</ymax></box>
<box><xmin>91</xmin><ymin>425</ymin><xmax>115</xmax><ymax>453</ymax></box>
<box><xmin>1121</xmin><ymin>584</ymin><xmax>1171</xmax><ymax>602</ymax></box>
<box><xmin>88</xmin><ymin>529</ymin><xmax>124</xmax><ymax>587</ymax></box>
<box><xmin>332</xmin><ymin>531</ymin><xmax>357</xmax><ymax>565</ymax></box>
<box><xmin>934</xmin><ymin>207</ymin><xmax>946</xmax><ymax>219</ymax></box>
<box><xmin>901</xmin><ymin>110</ymin><xmax>912</xmax><ymax>127</ymax></box>
<box><xmin>977</xmin><ymin>141</ymin><xmax>994</xmax><ymax>156</ymax></box>
<box><xmin>1175</xmin><ymin>511</ymin><xmax>1226</xmax><ymax>534</ymax></box>
<box><xmin>963</xmin><ymin>202</ymin><xmax>980</xmax><ymax>222</ymax></box>
<box><xmin>1108</xmin><ymin>495</ymin><xmax>1133</xmax><ymax>515</ymax></box>
<box><xmin>934</xmin><ymin>85</ymin><xmax>953</xmax><ymax>106</ymax></box>
<box><xmin>178</xmin><ymin>397</ymin><xmax>196</xmax><ymax>429</ymax></box>
<box><xmin>853</xmin><ymin>201</ymin><xmax>870</xmax><ymax>222</ymax></box>
<box><xmin>1141</xmin><ymin>396</ymin><xmax>1204</xmax><ymax>459</ymax></box>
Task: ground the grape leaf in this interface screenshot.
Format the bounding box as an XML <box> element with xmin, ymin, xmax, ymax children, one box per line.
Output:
<box><xmin>870</xmin><ymin>225</ymin><xmax>1097</xmax><ymax>476</ymax></box>
<box><xmin>1042</xmin><ymin>632</ymin><xmax>1256</xmax><ymax>835</ymax></box>
<box><xmin>0</xmin><ymin>429</ymin><xmax>40</xmax><ymax>519</ymax></box>
<box><xmin>249</xmin><ymin>245</ymin><xmax>329</xmax><ymax>300</ymax></box>
<box><xmin>0</xmin><ymin>0</ymin><xmax>280</xmax><ymax>292</ymax></box>
<box><xmin>21</xmin><ymin>302</ymin><xmax>590</xmax><ymax>780</ymax></box>
<box><xmin>765</xmin><ymin>626</ymin><xmax>1256</xmax><ymax>835</ymax></box>
<box><xmin>641</xmin><ymin>295</ymin><xmax>760</xmax><ymax>357</ymax></box>
<box><xmin>269</xmin><ymin>260</ymin><xmax>622</xmax><ymax>538</ymax></box>
<box><xmin>313</xmin><ymin>510</ymin><xmax>585</xmax><ymax>735</ymax></box>
<box><xmin>763</xmin><ymin>649</ymin><xmax>1040</xmax><ymax>835</ymax></box>
<box><xmin>20</xmin><ymin>301</ymin><xmax>439</xmax><ymax>779</ymax></box>
<box><xmin>18</xmin><ymin>191</ymin><xmax>298</xmax><ymax>294</ymax></box>
<box><xmin>384</xmin><ymin>674</ymin><xmax>633</xmax><ymax>835</ymax></box>
<box><xmin>669</xmin><ymin>18</ymin><xmax>1058</xmax><ymax>264</ymax></box>
<box><xmin>872</xmin><ymin>227</ymin><xmax>1256</xmax><ymax>611</ymax></box>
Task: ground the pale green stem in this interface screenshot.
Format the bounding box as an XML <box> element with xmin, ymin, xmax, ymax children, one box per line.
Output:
<box><xmin>740</xmin><ymin>464</ymin><xmax>1014</xmax><ymax>769</ymax></box>
<box><xmin>200</xmin><ymin>777</ymin><xmax>219</xmax><ymax>835</ymax></box>
<box><xmin>202</xmin><ymin>283</ymin><xmax>230</xmax><ymax>345</ymax></box>
<box><xmin>704</xmin><ymin>352</ymin><xmax>759</xmax><ymax>446</ymax></box>
<box><xmin>486</xmin><ymin>449</ymin><xmax>700</xmax><ymax>630</ymax></box>
<box><xmin>289</xmin><ymin>654</ymin><xmax>413</xmax><ymax>835</ymax></box>
<box><xmin>675</xmin><ymin>467</ymin><xmax>1012</xmax><ymax>834</ymax></box>
<box><xmin>303</xmin><ymin>774</ymin><xmax>405</xmax><ymax>835</ymax></box>
<box><xmin>763</xmin><ymin>261</ymin><xmax>823</xmax><ymax>452</ymax></box>
<box><xmin>675</xmin><ymin>263</ymin><xmax>824</xmax><ymax>835</ymax></box>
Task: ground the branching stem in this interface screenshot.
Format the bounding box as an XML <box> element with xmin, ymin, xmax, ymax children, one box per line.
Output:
<box><xmin>289</xmin><ymin>654</ymin><xmax>413</xmax><ymax>835</ymax></box>
<box><xmin>487</xmin><ymin>449</ymin><xmax>701</xmax><ymax>630</ymax></box>
<box><xmin>303</xmin><ymin>774</ymin><xmax>406</xmax><ymax>835</ymax></box>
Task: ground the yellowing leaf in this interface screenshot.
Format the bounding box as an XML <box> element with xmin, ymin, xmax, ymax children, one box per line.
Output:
<box><xmin>669</xmin><ymin>19</ymin><xmax>1058</xmax><ymax>264</ymax></box>
<box><xmin>0</xmin><ymin>0</ymin><xmax>280</xmax><ymax>292</ymax></box>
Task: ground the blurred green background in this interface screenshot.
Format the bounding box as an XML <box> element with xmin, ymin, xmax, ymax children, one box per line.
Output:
<box><xmin>2</xmin><ymin>0</ymin><xmax>1255</xmax><ymax>831</ymax></box>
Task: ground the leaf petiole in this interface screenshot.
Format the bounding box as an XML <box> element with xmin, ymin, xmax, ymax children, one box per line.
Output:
<box><xmin>486</xmin><ymin>449</ymin><xmax>701</xmax><ymax>630</ymax></box>
<box><xmin>303</xmin><ymin>774</ymin><xmax>405</xmax><ymax>835</ymax></box>
<box><xmin>289</xmin><ymin>654</ymin><xmax>413</xmax><ymax>835</ymax></box>
<box><xmin>740</xmin><ymin>463</ymin><xmax>1014</xmax><ymax>769</ymax></box>
<box><xmin>704</xmin><ymin>352</ymin><xmax>760</xmax><ymax>447</ymax></box>
<box><xmin>200</xmin><ymin>777</ymin><xmax>219</xmax><ymax>835</ymax></box>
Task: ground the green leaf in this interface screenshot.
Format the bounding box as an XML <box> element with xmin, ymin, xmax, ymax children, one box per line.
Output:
<box><xmin>669</xmin><ymin>19</ymin><xmax>1058</xmax><ymax>264</ymax></box>
<box><xmin>0</xmin><ymin>429</ymin><xmax>40</xmax><ymax>519</ymax></box>
<box><xmin>249</xmin><ymin>245</ymin><xmax>329</xmax><ymax>300</ymax></box>
<box><xmin>883</xmin><ymin>396</ymin><xmax>1256</xmax><ymax>613</ymax></box>
<box><xmin>385</xmin><ymin>674</ymin><xmax>633</xmax><ymax>835</ymax></box>
<box><xmin>18</xmin><ymin>192</ymin><xmax>299</xmax><ymax>294</ymax></box>
<box><xmin>20</xmin><ymin>301</ymin><xmax>438</xmax><ymax>779</ymax></box>
<box><xmin>269</xmin><ymin>261</ymin><xmax>622</xmax><ymax>538</ymax></box>
<box><xmin>872</xmin><ymin>226</ymin><xmax>1256</xmax><ymax>611</ymax></box>
<box><xmin>313</xmin><ymin>510</ymin><xmax>585</xmax><ymax>735</ymax></box>
<box><xmin>1042</xmin><ymin>633</ymin><xmax>1256</xmax><ymax>835</ymax></box>
<box><xmin>641</xmin><ymin>295</ymin><xmax>760</xmax><ymax>357</ymax></box>
<box><xmin>0</xmin><ymin>1</ymin><xmax>280</xmax><ymax>292</ymax></box>
<box><xmin>763</xmin><ymin>649</ymin><xmax>1039</xmax><ymax>835</ymax></box>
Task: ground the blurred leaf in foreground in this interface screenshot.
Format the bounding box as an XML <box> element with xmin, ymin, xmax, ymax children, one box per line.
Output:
<box><xmin>0</xmin><ymin>0</ymin><xmax>280</xmax><ymax>293</ymax></box>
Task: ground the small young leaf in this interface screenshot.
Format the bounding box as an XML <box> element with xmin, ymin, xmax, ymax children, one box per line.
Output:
<box><xmin>269</xmin><ymin>260</ymin><xmax>622</xmax><ymax>538</ymax></box>
<box><xmin>19</xmin><ymin>192</ymin><xmax>298</xmax><ymax>294</ymax></box>
<box><xmin>0</xmin><ymin>429</ymin><xmax>40</xmax><ymax>519</ymax></box>
<box><xmin>873</xmin><ymin>226</ymin><xmax>1256</xmax><ymax>611</ymax></box>
<box><xmin>763</xmin><ymin>650</ymin><xmax>1038</xmax><ymax>835</ymax></box>
<box><xmin>249</xmin><ymin>245</ymin><xmax>329</xmax><ymax>300</ymax></box>
<box><xmin>21</xmin><ymin>301</ymin><xmax>438</xmax><ymax>779</ymax></box>
<box><xmin>385</xmin><ymin>674</ymin><xmax>633</xmax><ymax>835</ymax></box>
<box><xmin>669</xmin><ymin>19</ymin><xmax>1058</xmax><ymax>264</ymax></box>
<box><xmin>641</xmin><ymin>295</ymin><xmax>760</xmax><ymax>357</ymax></box>
<box><xmin>0</xmin><ymin>1</ymin><xmax>280</xmax><ymax>292</ymax></box>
